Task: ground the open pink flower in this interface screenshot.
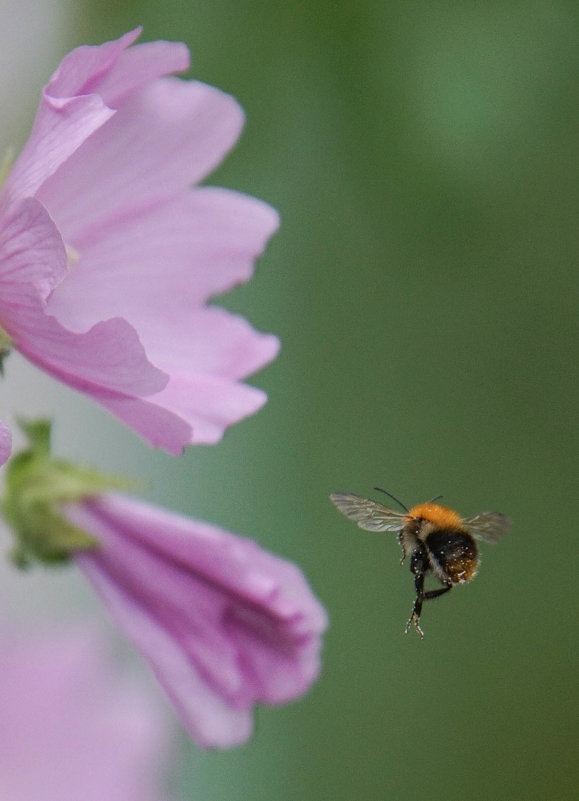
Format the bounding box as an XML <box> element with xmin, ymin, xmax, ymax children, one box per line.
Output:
<box><xmin>65</xmin><ymin>493</ymin><xmax>327</xmax><ymax>749</ymax></box>
<box><xmin>0</xmin><ymin>29</ymin><xmax>279</xmax><ymax>453</ymax></box>
<box><xmin>0</xmin><ymin>626</ymin><xmax>174</xmax><ymax>801</ymax></box>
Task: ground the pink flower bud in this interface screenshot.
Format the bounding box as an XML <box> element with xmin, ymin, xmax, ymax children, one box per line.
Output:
<box><xmin>66</xmin><ymin>493</ymin><xmax>327</xmax><ymax>749</ymax></box>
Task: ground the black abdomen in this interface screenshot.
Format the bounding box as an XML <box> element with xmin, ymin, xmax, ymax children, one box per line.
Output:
<box><xmin>425</xmin><ymin>529</ymin><xmax>479</xmax><ymax>584</ymax></box>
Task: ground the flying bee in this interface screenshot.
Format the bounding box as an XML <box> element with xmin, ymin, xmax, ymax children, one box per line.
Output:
<box><xmin>330</xmin><ymin>488</ymin><xmax>511</xmax><ymax>638</ymax></box>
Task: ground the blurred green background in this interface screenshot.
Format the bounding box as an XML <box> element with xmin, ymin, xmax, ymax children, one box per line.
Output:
<box><xmin>6</xmin><ymin>1</ymin><xmax>579</xmax><ymax>799</ymax></box>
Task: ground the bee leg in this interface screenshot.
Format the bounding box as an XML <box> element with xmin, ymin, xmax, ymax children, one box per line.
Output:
<box><xmin>405</xmin><ymin>604</ymin><xmax>425</xmax><ymax>638</ymax></box>
<box><xmin>398</xmin><ymin>533</ymin><xmax>407</xmax><ymax>565</ymax></box>
<box><xmin>405</xmin><ymin>548</ymin><xmax>428</xmax><ymax>638</ymax></box>
<box><xmin>424</xmin><ymin>584</ymin><xmax>452</xmax><ymax>602</ymax></box>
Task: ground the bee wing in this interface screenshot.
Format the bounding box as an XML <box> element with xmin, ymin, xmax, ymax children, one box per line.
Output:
<box><xmin>330</xmin><ymin>493</ymin><xmax>407</xmax><ymax>532</ymax></box>
<box><xmin>461</xmin><ymin>511</ymin><xmax>511</xmax><ymax>543</ymax></box>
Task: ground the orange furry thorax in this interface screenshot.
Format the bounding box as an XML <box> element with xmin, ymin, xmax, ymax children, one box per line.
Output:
<box><xmin>407</xmin><ymin>503</ymin><xmax>463</xmax><ymax>530</ymax></box>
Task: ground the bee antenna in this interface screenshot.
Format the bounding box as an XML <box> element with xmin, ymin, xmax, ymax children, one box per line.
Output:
<box><xmin>428</xmin><ymin>494</ymin><xmax>443</xmax><ymax>503</ymax></box>
<box><xmin>373</xmin><ymin>487</ymin><xmax>409</xmax><ymax>513</ymax></box>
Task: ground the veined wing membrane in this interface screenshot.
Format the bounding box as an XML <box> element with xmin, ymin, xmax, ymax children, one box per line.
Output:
<box><xmin>330</xmin><ymin>493</ymin><xmax>406</xmax><ymax>532</ymax></box>
<box><xmin>462</xmin><ymin>511</ymin><xmax>511</xmax><ymax>543</ymax></box>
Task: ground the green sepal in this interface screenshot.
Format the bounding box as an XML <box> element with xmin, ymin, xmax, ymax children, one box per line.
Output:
<box><xmin>2</xmin><ymin>419</ymin><xmax>133</xmax><ymax>568</ymax></box>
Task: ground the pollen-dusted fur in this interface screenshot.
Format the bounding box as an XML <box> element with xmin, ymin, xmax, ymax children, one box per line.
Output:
<box><xmin>407</xmin><ymin>503</ymin><xmax>462</xmax><ymax>531</ymax></box>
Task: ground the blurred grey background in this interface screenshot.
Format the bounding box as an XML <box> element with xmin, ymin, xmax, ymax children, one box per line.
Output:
<box><xmin>1</xmin><ymin>2</ymin><xmax>577</xmax><ymax>800</ymax></box>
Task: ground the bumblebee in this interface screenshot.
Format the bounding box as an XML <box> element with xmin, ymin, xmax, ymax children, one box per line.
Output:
<box><xmin>330</xmin><ymin>488</ymin><xmax>511</xmax><ymax>638</ymax></box>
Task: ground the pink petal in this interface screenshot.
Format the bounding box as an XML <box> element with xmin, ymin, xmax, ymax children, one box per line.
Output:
<box><xmin>0</xmin><ymin>627</ymin><xmax>173</xmax><ymax>801</ymax></box>
<box><xmin>91</xmin><ymin>392</ymin><xmax>192</xmax><ymax>454</ymax></box>
<box><xmin>0</xmin><ymin>198</ymin><xmax>167</xmax><ymax>396</ymax></box>
<box><xmin>46</xmin><ymin>187</ymin><xmax>279</xmax><ymax>330</ymax></box>
<box><xmin>44</xmin><ymin>29</ymin><xmax>142</xmax><ymax>98</ymax></box>
<box><xmin>93</xmin><ymin>40</ymin><xmax>190</xmax><ymax>105</ymax></box>
<box><xmin>69</xmin><ymin>494</ymin><xmax>327</xmax><ymax>749</ymax></box>
<box><xmin>2</xmin><ymin>94</ymin><xmax>114</xmax><ymax>204</ymax></box>
<box><xmin>143</xmin><ymin>307</ymin><xmax>280</xmax><ymax>379</ymax></box>
<box><xmin>100</xmin><ymin>370</ymin><xmax>273</xmax><ymax>449</ymax></box>
<box><xmin>3</xmin><ymin>29</ymin><xmax>190</xmax><ymax>205</ymax></box>
<box><xmin>151</xmin><ymin>368</ymin><xmax>276</xmax><ymax>441</ymax></box>
<box><xmin>45</xmin><ymin>29</ymin><xmax>189</xmax><ymax>105</ymax></box>
<box><xmin>15</xmin><ymin>310</ymin><xmax>168</xmax><ymax>397</ymax></box>
<box><xmin>38</xmin><ymin>79</ymin><xmax>245</xmax><ymax>242</ymax></box>
<box><xmin>72</xmin><ymin>561</ymin><xmax>254</xmax><ymax>748</ymax></box>
<box><xmin>0</xmin><ymin>197</ymin><xmax>66</xmax><ymax>302</ymax></box>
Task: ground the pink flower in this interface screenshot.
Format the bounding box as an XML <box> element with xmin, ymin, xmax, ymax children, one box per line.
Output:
<box><xmin>0</xmin><ymin>626</ymin><xmax>175</xmax><ymax>801</ymax></box>
<box><xmin>65</xmin><ymin>493</ymin><xmax>327</xmax><ymax>749</ymax></box>
<box><xmin>0</xmin><ymin>29</ymin><xmax>279</xmax><ymax>453</ymax></box>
